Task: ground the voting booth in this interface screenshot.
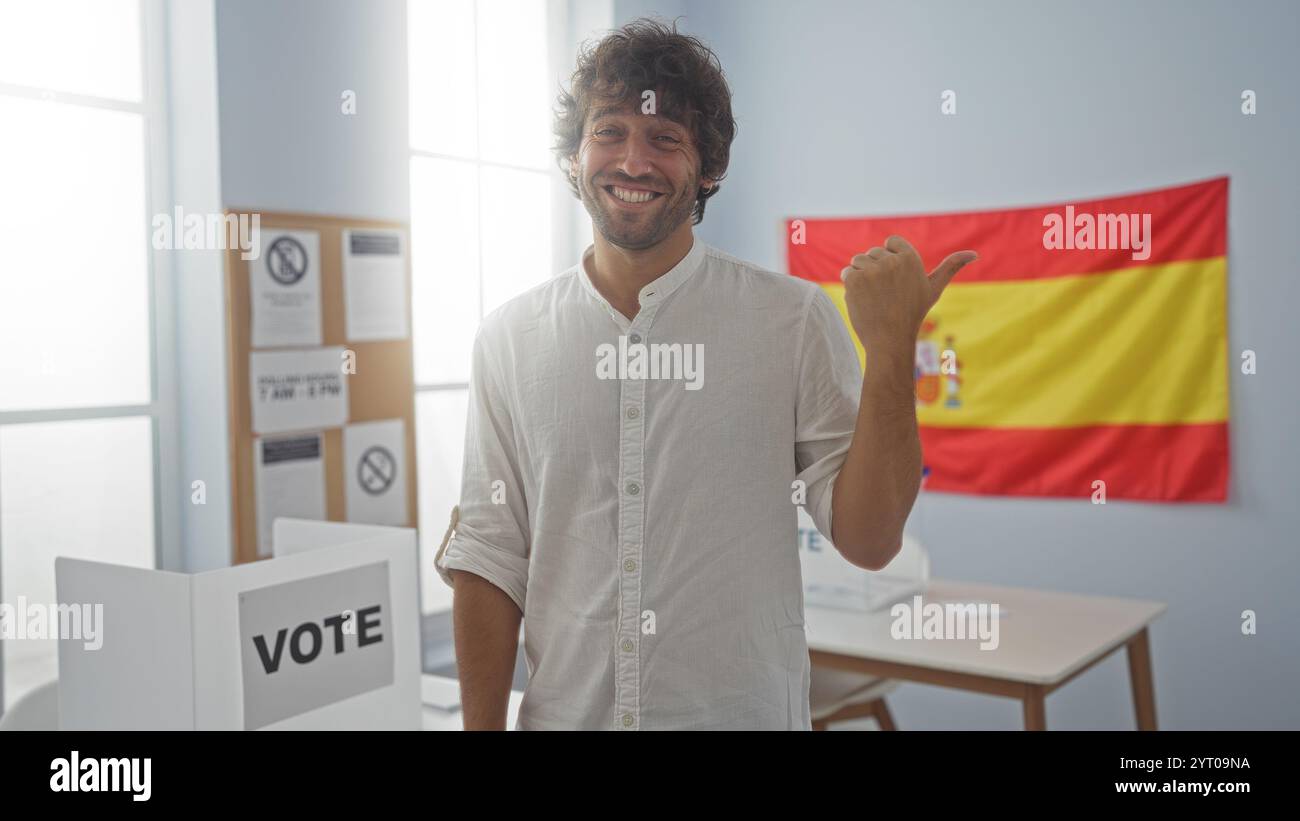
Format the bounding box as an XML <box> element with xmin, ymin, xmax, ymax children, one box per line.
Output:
<box><xmin>55</xmin><ymin>521</ymin><xmax>421</xmax><ymax>730</ymax></box>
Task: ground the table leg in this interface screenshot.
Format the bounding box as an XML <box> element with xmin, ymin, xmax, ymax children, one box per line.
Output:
<box><xmin>1022</xmin><ymin>685</ymin><xmax>1047</xmax><ymax>730</ymax></box>
<box><xmin>1126</xmin><ymin>627</ymin><xmax>1158</xmax><ymax>730</ymax></box>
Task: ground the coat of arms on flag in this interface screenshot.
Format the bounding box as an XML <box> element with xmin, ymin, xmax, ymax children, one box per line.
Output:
<box><xmin>787</xmin><ymin>177</ymin><xmax>1230</xmax><ymax>503</ymax></box>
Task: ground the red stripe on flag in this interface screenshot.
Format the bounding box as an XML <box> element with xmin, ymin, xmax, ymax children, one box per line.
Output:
<box><xmin>919</xmin><ymin>422</ymin><xmax>1229</xmax><ymax>502</ymax></box>
<box><xmin>788</xmin><ymin>176</ymin><xmax>1227</xmax><ymax>284</ymax></box>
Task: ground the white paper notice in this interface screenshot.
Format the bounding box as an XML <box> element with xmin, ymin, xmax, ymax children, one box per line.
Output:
<box><xmin>249</xmin><ymin>347</ymin><xmax>349</xmax><ymax>434</ymax></box>
<box><xmin>254</xmin><ymin>433</ymin><xmax>327</xmax><ymax>558</ymax></box>
<box><xmin>343</xmin><ymin>419</ymin><xmax>408</xmax><ymax>526</ymax></box>
<box><xmin>343</xmin><ymin>229</ymin><xmax>409</xmax><ymax>341</ymax></box>
<box><xmin>250</xmin><ymin>229</ymin><xmax>322</xmax><ymax>348</ymax></box>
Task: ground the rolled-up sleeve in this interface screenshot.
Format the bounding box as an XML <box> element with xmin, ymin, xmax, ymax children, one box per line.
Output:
<box><xmin>794</xmin><ymin>287</ymin><xmax>864</xmax><ymax>546</ymax></box>
<box><xmin>434</xmin><ymin>324</ymin><xmax>531</xmax><ymax>613</ymax></box>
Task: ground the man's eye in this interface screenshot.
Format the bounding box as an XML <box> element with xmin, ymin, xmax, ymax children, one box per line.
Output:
<box><xmin>594</xmin><ymin>128</ymin><xmax>618</xmax><ymax>137</ymax></box>
<box><xmin>656</xmin><ymin>135</ymin><xmax>682</xmax><ymax>143</ymax></box>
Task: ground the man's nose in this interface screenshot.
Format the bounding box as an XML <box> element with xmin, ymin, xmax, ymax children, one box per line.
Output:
<box><xmin>615</xmin><ymin>134</ymin><xmax>655</xmax><ymax>179</ymax></box>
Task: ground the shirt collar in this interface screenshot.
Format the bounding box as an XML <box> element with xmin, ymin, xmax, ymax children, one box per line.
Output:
<box><xmin>578</xmin><ymin>237</ymin><xmax>707</xmax><ymax>313</ymax></box>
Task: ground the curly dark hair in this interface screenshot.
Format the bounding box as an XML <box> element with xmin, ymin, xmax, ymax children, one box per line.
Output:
<box><xmin>554</xmin><ymin>18</ymin><xmax>737</xmax><ymax>225</ymax></box>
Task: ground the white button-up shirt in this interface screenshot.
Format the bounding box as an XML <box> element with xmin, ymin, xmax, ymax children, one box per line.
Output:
<box><xmin>435</xmin><ymin>238</ymin><xmax>862</xmax><ymax>730</ymax></box>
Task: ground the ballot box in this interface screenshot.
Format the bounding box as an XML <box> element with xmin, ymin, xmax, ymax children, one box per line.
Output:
<box><xmin>797</xmin><ymin>507</ymin><xmax>929</xmax><ymax>613</ymax></box>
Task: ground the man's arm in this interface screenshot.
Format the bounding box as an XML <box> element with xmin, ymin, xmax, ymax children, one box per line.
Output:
<box><xmin>437</xmin><ymin>325</ymin><xmax>531</xmax><ymax>730</ymax></box>
<box><xmin>831</xmin><ymin>235</ymin><xmax>978</xmax><ymax>569</ymax></box>
<box><xmin>449</xmin><ymin>569</ymin><xmax>522</xmax><ymax>731</ymax></box>
<box><xmin>830</xmin><ymin>345</ymin><xmax>922</xmax><ymax>570</ymax></box>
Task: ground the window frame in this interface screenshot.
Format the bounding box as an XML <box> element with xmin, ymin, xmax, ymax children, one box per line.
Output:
<box><xmin>0</xmin><ymin>0</ymin><xmax>178</xmax><ymax>710</ymax></box>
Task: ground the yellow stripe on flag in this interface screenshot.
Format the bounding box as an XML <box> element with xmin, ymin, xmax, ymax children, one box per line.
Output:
<box><xmin>821</xmin><ymin>256</ymin><xmax>1228</xmax><ymax>428</ymax></box>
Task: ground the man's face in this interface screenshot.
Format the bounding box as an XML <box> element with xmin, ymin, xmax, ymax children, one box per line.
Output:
<box><xmin>573</xmin><ymin>100</ymin><xmax>706</xmax><ymax>250</ymax></box>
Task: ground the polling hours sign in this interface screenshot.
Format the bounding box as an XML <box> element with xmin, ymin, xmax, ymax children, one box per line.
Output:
<box><xmin>248</xmin><ymin>346</ymin><xmax>349</xmax><ymax>434</ymax></box>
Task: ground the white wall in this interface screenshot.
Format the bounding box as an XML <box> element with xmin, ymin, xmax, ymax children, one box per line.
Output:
<box><xmin>215</xmin><ymin>0</ymin><xmax>411</xmax><ymax>221</ymax></box>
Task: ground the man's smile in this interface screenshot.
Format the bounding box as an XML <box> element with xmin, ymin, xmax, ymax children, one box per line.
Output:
<box><xmin>602</xmin><ymin>183</ymin><xmax>666</xmax><ymax>207</ymax></box>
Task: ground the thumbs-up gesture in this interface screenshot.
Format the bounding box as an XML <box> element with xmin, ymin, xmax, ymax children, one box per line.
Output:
<box><xmin>840</xmin><ymin>236</ymin><xmax>978</xmax><ymax>356</ymax></box>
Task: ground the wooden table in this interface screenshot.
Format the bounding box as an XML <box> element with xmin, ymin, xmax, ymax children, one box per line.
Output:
<box><xmin>805</xmin><ymin>580</ymin><xmax>1166</xmax><ymax>730</ymax></box>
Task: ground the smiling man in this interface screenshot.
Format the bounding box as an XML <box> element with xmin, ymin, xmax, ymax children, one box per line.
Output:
<box><xmin>435</xmin><ymin>18</ymin><xmax>977</xmax><ymax>730</ymax></box>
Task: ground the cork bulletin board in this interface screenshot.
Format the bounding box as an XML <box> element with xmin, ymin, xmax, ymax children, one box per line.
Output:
<box><xmin>223</xmin><ymin>210</ymin><xmax>419</xmax><ymax>565</ymax></box>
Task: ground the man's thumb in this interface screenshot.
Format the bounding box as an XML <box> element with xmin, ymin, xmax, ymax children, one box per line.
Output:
<box><xmin>929</xmin><ymin>250</ymin><xmax>979</xmax><ymax>293</ymax></box>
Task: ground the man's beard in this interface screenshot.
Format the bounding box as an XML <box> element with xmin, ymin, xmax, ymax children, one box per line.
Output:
<box><xmin>580</xmin><ymin>173</ymin><xmax>697</xmax><ymax>251</ymax></box>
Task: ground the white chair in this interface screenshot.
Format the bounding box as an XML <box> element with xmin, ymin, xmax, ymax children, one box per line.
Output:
<box><xmin>808</xmin><ymin>534</ymin><xmax>929</xmax><ymax>731</ymax></box>
<box><xmin>810</xmin><ymin>669</ymin><xmax>898</xmax><ymax>731</ymax></box>
<box><xmin>0</xmin><ymin>679</ymin><xmax>59</xmax><ymax>731</ymax></box>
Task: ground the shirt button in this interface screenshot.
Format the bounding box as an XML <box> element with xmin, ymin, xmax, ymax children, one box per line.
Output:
<box><xmin>621</xmin><ymin>638</ymin><xmax>634</xmax><ymax>652</ymax></box>
<box><xmin>622</xmin><ymin>713</ymin><xmax>635</xmax><ymax>727</ymax></box>
<box><xmin>629</xmin><ymin>333</ymin><xmax>642</xmax><ymax>344</ymax></box>
<box><xmin>626</xmin><ymin>406</ymin><xmax>640</xmax><ymax>420</ymax></box>
<box><xmin>626</xmin><ymin>481</ymin><xmax>640</xmax><ymax>496</ymax></box>
<box><xmin>623</xmin><ymin>558</ymin><xmax>636</xmax><ymax>572</ymax></box>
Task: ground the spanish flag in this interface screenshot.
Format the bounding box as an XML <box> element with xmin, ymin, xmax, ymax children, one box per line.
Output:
<box><xmin>787</xmin><ymin>177</ymin><xmax>1229</xmax><ymax>503</ymax></box>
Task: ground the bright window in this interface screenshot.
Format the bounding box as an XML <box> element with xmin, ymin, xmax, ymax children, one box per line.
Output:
<box><xmin>408</xmin><ymin>0</ymin><xmax>560</xmax><ymax>614</ymax></box>
<box><xmin>0</xmin><ymin>0</ymin><xmax>166</xmax><ymax>710</ymax></box>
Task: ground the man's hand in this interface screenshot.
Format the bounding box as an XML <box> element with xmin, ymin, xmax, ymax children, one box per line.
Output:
<box><xmin>840</xmin><ymin>235</ymin><xmax>978</xmax><ymax>356</ymax></box>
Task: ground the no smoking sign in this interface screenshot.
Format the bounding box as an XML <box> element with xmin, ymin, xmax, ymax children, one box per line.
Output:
<box><xmin>357</xmin><ymin>446</ymin><xmax>397</xmax><ymax>496</ymax></box>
